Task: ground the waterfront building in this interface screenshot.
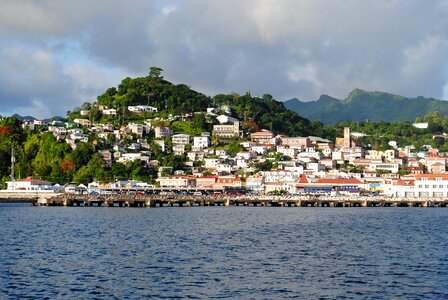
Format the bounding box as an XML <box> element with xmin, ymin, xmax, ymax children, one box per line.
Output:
<box><xmin>246</xmin><ymin>175</ymin><xmax>264</xmax><ymax>194</ymax></box>
<box><xmin>384</xmin><ymin>179</ymin><xmax>415</xmax><ymax>197</ymax></box>
<box><xmin>157</xmin><ymin>176</ymin><xmax>196</xmax><ymax>188</ymax></box>
<box><xmin>6</xmin><ymin>177</ymin><xmax>53</xmax><ymax>191</ymax></box>
<box><xmin>214</xmin><ymin>176</ymin><xmax>241</xmax><ymax>189</ymax></box>
<box><xmin>196</xmin><ymin>176</ymin><xmax>217</xmax><ymax>188</ymax></box>
<box><xmin>414</xmin><ymin>174</ymin><xmax>448</xmax><ymax>197</ymax></box>
<box><xmin>260</xmin><ymin>170</ymin><xmax>301</xmax><ymax>183</ymax></box>
<box><xmin>304</xmin><ymin>178</ymin><xmax>364</xmax><ymax>195</ymax></box>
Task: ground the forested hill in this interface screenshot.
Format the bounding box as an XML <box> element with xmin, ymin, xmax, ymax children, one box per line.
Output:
<box><xmin>284</xmin><ymin>88</ymin><xmax>448</xmax><ymax>124</ymax></box>
<box><xmin>93</xmin><ymin>67</ymin><xmax>325</xmax><ymax>137</ymax></box>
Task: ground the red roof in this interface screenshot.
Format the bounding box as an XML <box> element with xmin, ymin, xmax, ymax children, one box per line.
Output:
<box><xmin>252</xmin><ymin>131</ymin><xmax>273</xmax><ymax>136</ymax></box>
<box><xmin>317</xmin><ymin>178</ymin><xmax>362</xmax><ymax>185</ymax></box>
<box><xmin>17</xmin><ymin>176</ymin><xmax>51</xmax><ymax>184</ymax></box>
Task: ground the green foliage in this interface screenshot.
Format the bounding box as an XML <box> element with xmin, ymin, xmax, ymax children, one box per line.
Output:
<box><xmin>255</xmin><ymin>160</ymin><xmax>273</xmax><ymax>172</ymax></box>
<box><xmin>223</xmin><ymin>140</ymin><xmax>244</xmax><ymax>157</ymax></box>
<box><xmin>73</xmin><ymin>153</ymin><xmax>107</xmax><ymax>183</ymax></box>
<box><xmin>97</xmin><ymin>68</ymin><xmax>210</xmax><ymax>114</ymax></box>
<box><xmin>8</xmin><ymin>69</ymin><xmax>448</xmax><ymax>187</ymax></box>
<box><xmin>162</xmin><ymin>155</ymin><xmax>186</xmax><ymax>171</ymax></box>
<box><xmin>285</xmin><ymin>88</ymin><xmax>448</xmax><ymax>124</ymax></box>
<box><xmin>214</xmin><ymin>93</ymin><xmax>317</xmax><ymax>136</ymax></box>
<box><xmin>324</xmin><ymin>112</ymin><xmax>448</xmax><ymax>151</ymax></box>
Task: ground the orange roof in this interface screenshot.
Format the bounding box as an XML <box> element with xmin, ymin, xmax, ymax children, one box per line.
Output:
<box><xmin>415</xmin><ymin>174</ymin><xmax>448</xmax><ymax>180</ymax></box>
<box><xmin>298</xmin><ymin>175</ymin><xmax>309</xmax><ymax>184</ymax></box>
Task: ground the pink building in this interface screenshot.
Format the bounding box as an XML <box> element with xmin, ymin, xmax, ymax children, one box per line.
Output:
<box><xmin>280</xmin><ymin>137</ymin><xmax>312</xmax><ymax>148</ymax></box>
<box><xmin>251</xmin><ymin>131</ymin><xmax>274</xmax><ymax>145</ymax></box>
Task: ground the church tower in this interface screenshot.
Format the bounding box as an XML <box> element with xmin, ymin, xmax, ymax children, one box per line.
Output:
<box><xmin>343</xmin><ymin>127</ymin><xmax>351</xmax><ymax>148</ymax></box>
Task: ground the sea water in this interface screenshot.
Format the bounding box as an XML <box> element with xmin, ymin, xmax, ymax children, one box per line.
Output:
<box><xmin>1</xmin><ymin>203</ymin><xmax>447</xmax><ymax>299</ymax></box>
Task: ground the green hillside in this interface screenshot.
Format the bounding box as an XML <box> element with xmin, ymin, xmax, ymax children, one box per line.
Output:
<box><xmin>284</xmin><ymin>88</ymin><xmax>448</xmax><ymax>124</ymax></box>
<box><xmin>0</xmin><ymin>68</ymin><xmax>328</xmax><ymax>186</ymax></box>
<box><xmin>91</xmin><ymin>68</ymin><xmax>322</xmax><ymax>137</ymax></box>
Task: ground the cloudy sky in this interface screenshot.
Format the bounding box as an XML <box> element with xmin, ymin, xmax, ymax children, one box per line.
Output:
<box><xmin>1</xmin><ymin>0</ymin><xmax>448</xmax><ymax>118</ymax></box>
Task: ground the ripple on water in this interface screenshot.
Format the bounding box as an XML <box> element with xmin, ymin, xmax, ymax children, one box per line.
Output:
<box><xmin>1</xmin><ymin>204</ymin><xmax>448</xmax><ymax>299</ymax></box>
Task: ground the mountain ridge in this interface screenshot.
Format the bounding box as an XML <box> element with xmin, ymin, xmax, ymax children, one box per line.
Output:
<box><xmin>284</xmin><ymin>89</ymin><xmax>448</xmax><ymax>124</ymax></box>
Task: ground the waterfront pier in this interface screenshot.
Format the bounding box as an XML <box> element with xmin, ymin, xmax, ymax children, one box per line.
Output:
<box><xmin>26</xmin><ymin>193</ymin><xmax>448</xmax><ymax>208</ymax></box>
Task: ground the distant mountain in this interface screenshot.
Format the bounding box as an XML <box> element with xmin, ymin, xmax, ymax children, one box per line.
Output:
<box><xmin>284</xmin><ymin>88</ymin><xmax>448</xmax><ymax>124</ymax></box>
<box><xmin>8</xmin><ymin>114</ymin><xmax>65</xmax><ymax>121</ymax></box>
<box><xmin>45</xmin><ymin>116</ymin><xmax>65</xmax><ymax>122</ymax></box>
<box><xmin>11</xmin><ymin>114</ymin><xmax>36</xmax><ymax>121</ymax></box>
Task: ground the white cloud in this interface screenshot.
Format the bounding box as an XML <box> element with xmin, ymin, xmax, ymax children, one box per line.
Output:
<box><xmin>1</xmin><ymin>0</ymin><xmax>448</xmax><ymax>118</ymax></box>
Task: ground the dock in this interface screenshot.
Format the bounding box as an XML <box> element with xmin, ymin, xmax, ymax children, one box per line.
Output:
<box><xmin>28</xmin><ymin>193</ymin><xmax>448</xmax><ymax>208</ymax></box>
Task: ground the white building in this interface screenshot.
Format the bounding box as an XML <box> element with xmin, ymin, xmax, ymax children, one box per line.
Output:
<box><xmin>6</xmin><ymin>177</ymin><xmax>53</xmax><ymax>191</ymax></box>
<box><xmin>173</xmin><ymin>144</ymin><xmax>186</xmax><ymax>156</ymax></box>
<box><xmin>212</xmin><ymin>122</ymin><xmax>240</xmax><ymax>138</ymax></box>
<box><xmin>117</xmin><ymin>153</ymin><xmax>150</xmax><ymax>164</ymax></box>
<box><xmin>414</xmin><ymin>174</ymin><xmax>448</xmax><ymax>198</ymax></box>
<box><xmin>246</xmin><ymin>176</ymin><xmax>264</xmax><ymax>194</ymax></box>
<box><xmin>276</xmin><ymin>146</ymin><xmax>298</xmax><ymax>157</ymax></box>
<box><xmin>103</xmin><ymin>108</ymin><xmax>117</xmax><ymax>116</ymax></box>
<box><xmin>259</xmin><ymin>170</ymin><xmax>301</xmax><ymax>183</ymax></box>
<box><xmin>128</xmin><ymin>105</ymin><xmax>158</xmax><ymax>113</ymax></box>
<box><xmin>217</xmin><ymin>163</ymin><xmax>232</xmax><ymax>174</ymax></box>
<box><xmin>369</xmin><ymin>163</ymin><xmax>400</xmax><ymax>173</ymax></box>
<box><xmin>128</xmin><ymin>123</ymin><xmax>145</xmax><ymax>137</ymax></box>
<box><xmin>157</xmin><ymin>176</ymin><xmax>196</xmax><ymax>188</ymax></box>
<box><xmin>154</xmin><ymin>126</ymin><xmax>171</xmax><ymax>139</ymax></box>
<box><xmin>216</xmin><ymin>115</ymin><xmax>238</xmax><ymax>124</ymax></box>
<box><xmin>193</xmin><ymin>136</ymin><xmax>209</xmax><ymax>149</ymax></box>
<box><xmin>413</xmin><ymin>122</ymin><xmax>429</xmax><ymax>129</ymax></box>
<box><xmin>204</xmin><ymin>158</ymin><xmax>220</xmax><ymax>169</ymax></box>
<box><xmin>172</xmin><ymin>134</ymin><xmax>191</xmax><ymax>145</ymax></box>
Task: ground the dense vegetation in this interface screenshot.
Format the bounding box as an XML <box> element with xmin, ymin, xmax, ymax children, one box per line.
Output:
<box><xmin>329</xmin><ymin>112</ymin><xmax>448</xmax><ymax>152</ymax></box>
<box><xmin>285</xmin><ymin>88</ymin><xmax>448</xmax><ymax>124</ymax></box>
<box><xmin>2</xmin><ymin>68</ymin><xmax>448</xmax><ymax>187</ymax></box>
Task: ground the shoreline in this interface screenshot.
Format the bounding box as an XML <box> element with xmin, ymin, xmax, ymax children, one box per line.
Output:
<box><xmin>1</xmin><ymin>192</ymin><xmax>447</xmax><ymax>208</ymax></box>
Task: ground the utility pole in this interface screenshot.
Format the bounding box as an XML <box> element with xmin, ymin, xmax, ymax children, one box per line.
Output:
<box><xmin>11</xmin><ymin>148</ymin><xmax>15</xmax><ymax>190</ymax></box>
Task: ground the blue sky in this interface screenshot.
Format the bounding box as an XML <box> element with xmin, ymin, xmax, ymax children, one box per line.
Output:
<box><xmin>1</xmin><ymin>0</ymin><xmax>448</xmax><ymax>118</ymax></box>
